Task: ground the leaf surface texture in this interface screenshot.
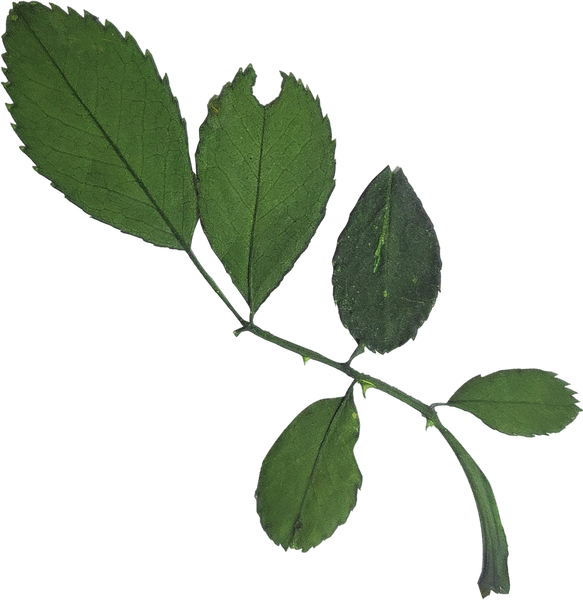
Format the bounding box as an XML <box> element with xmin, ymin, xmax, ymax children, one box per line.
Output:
<box><xmin>448</xmin><ymin>369</ymin><xmax>579</xmax><ymax>436</ymax></box>
<box><xmin>332</xmin><ymin>165</ymin><xmax>441</xmax><ymax>353</ymax></box>
<box><xmin>195</xmin><ymin>65</ymin><xmax>335</xmax><ymax>316</ymax></box>
<box><xmin>3</xmin><ymin>2</ymin><xmax>196</xmax><ymax>249</ymax></box>
<box><xmin>255</xmin><ymin>389</ymin><xmax>361</xmax><ymax>551</ymax></box>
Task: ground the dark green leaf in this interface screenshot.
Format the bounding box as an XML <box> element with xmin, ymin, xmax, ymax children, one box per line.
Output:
<box><xmin>448</xmin><ymin>369</ymin><xmax>580</xmax><ymax>436</ymax></box>
<box><xmin>195</xmin><ymin>65</ymin><xmax>335</xmax><ymax>317</ymax></box>
<box><xmin>332</xmin><ymin>165</ymin><xmax>441</xmax><ymax>354</ymax></box>
<box><xmin>3</xmin><ymin>2</ymin><xmax>196</xmax><ymax>249</ymax></box>
<box><xmin>255</xmin><ymin>388</ymin><xmax>361</xmax><ymax>551</ymax></box>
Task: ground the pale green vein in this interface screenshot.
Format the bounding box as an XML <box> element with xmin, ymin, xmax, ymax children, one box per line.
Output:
<box><xmin>373</xmin><ymin>168</ymin><xmax>393</xmax><ymax>274</ymax></box>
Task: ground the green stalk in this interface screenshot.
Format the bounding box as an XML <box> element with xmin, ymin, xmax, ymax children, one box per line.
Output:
<box><xmin>237</xmin><ymin>320</ymin><xmax>357</xmax><ymax>379</ymax></box>
<box><xmin>184</xmin><ymin>246</ymin><xmax>248</xmax><ymax>328</ymax></box>
<box><xmin>228</xmin><ymin>319</ymin><xmax>512</xmax><ymax>597</ymax></box>
<box><xmin>373</xmin><ymin>380</ymin><xmax>512</xmax><ymax>597</ymax></box>
<box><xmin>431</xmin><ymin>413</ymin><xmax>510</xmax><ymax>598</ymax></box>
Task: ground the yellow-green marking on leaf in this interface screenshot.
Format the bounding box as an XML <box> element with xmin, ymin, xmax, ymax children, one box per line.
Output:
<box><xmin>332</xmin><ymin>165</ymin><xmax>441</xmax><ymax>354</ymax></box>
<box><xmin>372</xmin><ymin>169</ymin><xmax>392</xmax><ymax>274</ymax></box>
<box><xmin>373</xmin><ymin>238</ymin><xmax>383</xmax><ymax>273</ymax></box>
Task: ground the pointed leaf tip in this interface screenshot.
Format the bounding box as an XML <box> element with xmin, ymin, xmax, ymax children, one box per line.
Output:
<box><xmin>4</xmin><ymin>0</ymin><xmax>196</xmax><ymax>249</ymax></box>
<box><xmin>332</xmin><ymin>165</ymin><xmax>441</xmax><ymax>354</ymax></box>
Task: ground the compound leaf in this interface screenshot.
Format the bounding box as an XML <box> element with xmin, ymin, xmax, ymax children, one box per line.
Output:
<box><xmin>195</xmin><ymin>65</ymin><xmax>335</xmax><ymax>318</ymax></box>
<box><xmin>448</xmin><ymin>369</ymin><xmax>580</xmax><ymax>436</ymax></box>
<box><xmin>3</xmin><ymin>1</ymin><xmax>196</xmax><ymax>249</ymax></box>
<box><xmin>255</xmin><ymin>388</ymin><xmax>361</xmax><ymax>551</ymax></box>
<box><xmin>332</xmin><ymin>165</ymin><xmax>441</xmax><ymax>354</ymax></box>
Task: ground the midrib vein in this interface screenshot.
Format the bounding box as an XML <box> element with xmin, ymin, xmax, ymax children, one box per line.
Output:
<box><xmin>247</xmin><ymin>106</ymin><xmax>267</xmax><ymax>314</ymax></box>
<box><xmin>289</xmin><ymin>391</ymin><xmax>351</xmax><ymax>549</ymax></box>
<box><xmin>373</xmin><ymin>169</ymin><xmax>393</xmax><ymax>274</ymax></box>
<box><xmin>20</xmin><ymin>9</ymin><xmax>188</xmax><ymax>250</ymax></box>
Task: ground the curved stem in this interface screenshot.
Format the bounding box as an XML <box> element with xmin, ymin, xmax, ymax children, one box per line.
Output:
<box><xmin>370</xmin><ymin>378</ymin><xmax>512</xmax><ymax>597</ymax></box>
<box><xmin>430</xmin><ymin>412</ymin><xmax>510</xmax><ymax>597</ymax></box>
<box><xmin>184</xmin><ymin>252</ymin><xmax>509</xmax><ymax>597</ymax></box>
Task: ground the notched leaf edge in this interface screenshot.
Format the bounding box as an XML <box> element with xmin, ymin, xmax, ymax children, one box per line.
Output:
<box><xmin>256</xmin><ymin>69</ymin><xmax>338</xmax><ymax>313</ymax></box>
<box><xmin>1</xmin><ymin>2</ymin><xmax>199</xmax><ymax>250</ymax></box>
<box><xmin>448</xmin><ymin>366</ymin><xmax>579</xmax><ymax>437</ymax></box>
<box><xmin>196</xmin><ymin>63</ymin><xmax>336</xmax><ymax>315</ymax></box>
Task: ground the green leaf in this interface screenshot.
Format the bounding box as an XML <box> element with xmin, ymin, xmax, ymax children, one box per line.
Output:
<box><xmin>3</xmin><ymin>2</ymin><xmax>196</xmax><ymax>249</ymax></box>
<box><xmin>448</xmin><ymin>369</ymin><xmax>580</xmax><ymax>436</ymax></box>
<box><xmin>332</xmin><ymin>165</ymin><xmax>441</xmax><ymax>354</ymax></box>
<box><xmin>255</xmin><ymin>388</ymin><xmax>361</xmax><ymax>551</ymax></box>
<box><xmin>195</xmin><ymin>65</ymin><xmax>335</xmax><ymax>317</ymax></box>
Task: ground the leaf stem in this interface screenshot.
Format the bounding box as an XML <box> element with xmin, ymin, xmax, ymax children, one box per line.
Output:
<box><xmin>430</xmin><ymin>412</ymin><xmax>510</xmax><ymax>597</ymax></box>
<box><xmin>237</xmin><ymin>319</ymin><xmax>356</xmax><ymax>379</ymax></box>
<box><xmin>370</xmin><ymin>378</ymin><xmax>512</xmax><ymax>596</ymax></box>
<box><xmin>342</xmin><ymin>341</ymin><xmax>365</xmax><ymax>365</ymax></box>
<box><xmin>184</xmin><ymin>246</ymin><xmax>248</xmax><ymax>327</ymax></box>
<box><xmin>237</xmin><ymin>319</ymin><xmax>512</xmax><ymax>596</ymax></box>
